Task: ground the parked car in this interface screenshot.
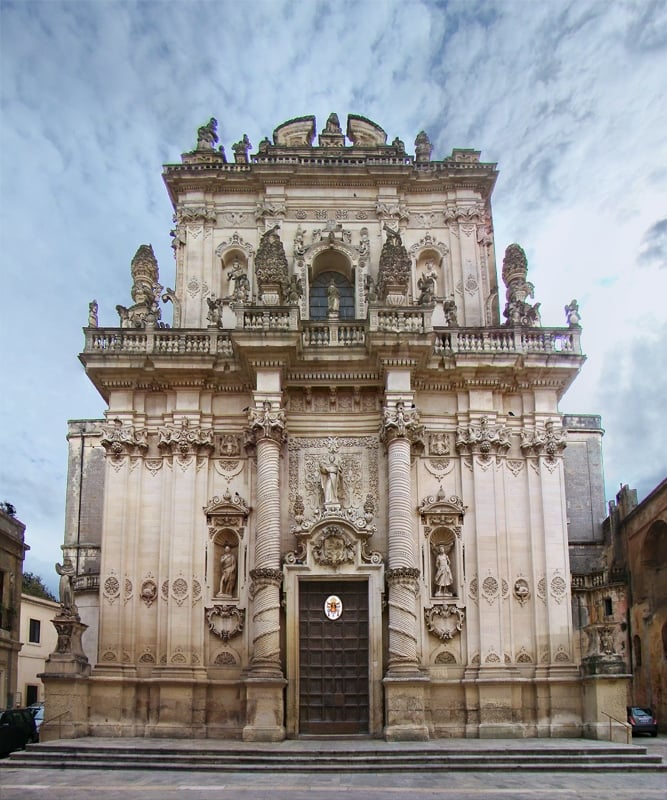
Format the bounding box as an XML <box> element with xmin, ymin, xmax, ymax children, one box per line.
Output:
<box><xmin>0</xmin><ymin>708</ymin><xmax>38</xmax><ymax>757</ymax></box>
<box><xmin>29</xmin><ymin>702</ymin><xmax>44</xmax><ymax>740</ymax></box>
<box><xmin>627</xmin><ymin>706</ymin><xmax>658</xmax><ymax>736</ymax></box>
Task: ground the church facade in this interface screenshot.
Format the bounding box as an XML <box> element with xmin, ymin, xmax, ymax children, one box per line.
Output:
<box><xmin>43</xmin><ymin>113</ymin><xmax>627</xmax><ymax>741</ymax></box>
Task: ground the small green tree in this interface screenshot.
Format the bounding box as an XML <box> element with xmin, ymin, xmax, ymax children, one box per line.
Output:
<box><xmin>22</xmin><ymin>572</ymin><xmax>57</xmax><ymax>602</ymax></box>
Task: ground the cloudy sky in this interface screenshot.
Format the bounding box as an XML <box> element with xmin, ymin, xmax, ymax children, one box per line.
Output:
<box><xmin>1</xmin><ymin>0</ymin><xmax>666</xmax><ymax>592</ymax></box>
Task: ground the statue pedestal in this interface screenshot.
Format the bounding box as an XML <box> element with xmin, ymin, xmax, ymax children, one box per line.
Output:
<box><xmin>39</xmin><ymin>614</ymin><xmax>91</xmax><ymax>741</ymax></box>
<box><xmin>582</xmin><ymin>655</ymin><xmax>630</xmax><ymax>741</ymax></box>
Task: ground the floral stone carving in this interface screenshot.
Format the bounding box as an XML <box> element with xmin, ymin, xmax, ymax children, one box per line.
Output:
<box><xmin>425</xmin><ymin>604</ymin><xmax>465</xmax><ymax>640</ymax></box>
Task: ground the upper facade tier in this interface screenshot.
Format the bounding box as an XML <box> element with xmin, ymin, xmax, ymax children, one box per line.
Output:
<box><xmin>82</xmin><ymin>113</ymin><xmax>584</xmax><ymax>399</ymax></box>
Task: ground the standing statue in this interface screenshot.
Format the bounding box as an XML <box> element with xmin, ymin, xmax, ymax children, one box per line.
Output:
<box><xmin>327</xmin><ymin>280</ymin><xmax>340</xmax><ymax>314</ymax></box>
<box><xmin>443</xmin><ymin>295</ymin><xmax>458</xmax><ymax>326</ymax></box>
<box><xmin>434</xmin><ymin>544</ymin><xmax>453</xmax><ymax>596</ymax></box>
<box><xmin>88</xmin><ymin>300</ymin><xmax>98</xmax><ymax>327</ymax></box>
<box><xmin>319</xmin><ymin>453</ymin><xmax>341</xmax><ymax>506</ymax></box>
<box><xmin>206</xmin><ymin>295</ymin><xmax>223</xmax><ymax>326</ymax></box>
<box><xmin>565</xmin><ymin>299</ymin><xmax>581</xmax><ymax>327</ymax></box>
<box><xmin>227</xmin><ymin>258</ymin><xmax>250</xmax><ymax>302</ymax></box>
<box><xmin>218</xmin><ymin>546</ymin><xmax>237</xmax><ymax>596</ymax></box>
<box><xmin>196</xmin><ymin>118</ymin><xmax>218</xmax><ymax>150</ymax></box>
<box><xmin>55</xmin><ymin>558</ymin><xmax>77</xmax><ymax>614</ymax></box>
<box><xmin>417</xmin><ymin>263</ymin><xmax>437</xmax><ymax>305</ymax></box>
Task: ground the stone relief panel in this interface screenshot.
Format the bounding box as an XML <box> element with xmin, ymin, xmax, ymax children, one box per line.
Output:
<box><xmin>288</xmin><ymin>435</ymin><xmax>379</xmax><ymax>527</ymax></box>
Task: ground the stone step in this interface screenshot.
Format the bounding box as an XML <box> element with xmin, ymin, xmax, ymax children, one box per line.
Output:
<box><xmin>8</xmin><ymin>741</ymin><xmax>666</xmax><ymax>772</ymax></box>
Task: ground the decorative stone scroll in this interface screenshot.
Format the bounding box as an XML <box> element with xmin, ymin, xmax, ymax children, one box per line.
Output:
<box><xmin>205</xmin><ymin>605</ymin><xmax>245</xmax><ymax>641</ymax></box>
<box><xmin>424</xmin><ymin>604</ymin><xmax>465</xmax><ymax>640</ymax></box>
<box><xmin>455</xmin><ymin>416</ymin><xmax>511</xmax><ymax>463</ymax></box>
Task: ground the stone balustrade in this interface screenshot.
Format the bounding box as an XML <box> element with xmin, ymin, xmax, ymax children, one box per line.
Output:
<box><xmin>84</xmin><ymin>324</ymin><xmax>581</xmax><ymax>357</ymax></box>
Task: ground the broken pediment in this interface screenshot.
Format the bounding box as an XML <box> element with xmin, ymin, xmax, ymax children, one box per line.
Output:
<box><xmin>346</xmin><ymin>115</ymin><xmax>387</xmax><ymax>147</ymax></box>
<box><xmin>273</xmin><ymin>116</ymin><xmax>317</xmax><ymax>147</ymax></box>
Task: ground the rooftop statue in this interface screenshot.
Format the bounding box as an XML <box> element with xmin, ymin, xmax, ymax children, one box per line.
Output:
<box><xmin>565</xmin><ymin>299</ymin><xmax>581</xmax><ymax>328</ymax></box>
<box><xmin>196</xmin><ymin>117</ymin><xmax>218</xmax><ymax>150</ymax></box>
<box><xmin>501</xmin><ymin>243</ymin><xmax>541</xmax><ymax>327</ymax></box>
<box><xmin>415</xmin><ymin>130</ymin><xmax>433</xmax><ymax>163</ymax></box>
<box><xmin>232</xmin><ymin>134</ymin><xmax>251</xmax><ymax>164</ymax></box>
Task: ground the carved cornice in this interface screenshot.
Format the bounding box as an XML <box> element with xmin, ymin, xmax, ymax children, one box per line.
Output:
<box><xmin>455</xmin><ymin>416</ymin><xmax>511</xmax><ymax>461</ymax></box>
<box><xmin>246</xmin><ymin>402</ymin><xmax>287</xmax><ymax>448</ymax></box>
<box><xmin>419</xmin><ymin>490</ymin><xmax>467</xmax><ymax>539</ymax></box>
<box><xmin>100</xmin><ymin>418</ymin><xmax>148</xmax><ymax>460</ymax></box>
<box><xmin>205</xmin><ymin>489</ymin><xmax>249</xmax><ymax>538</ymax></box>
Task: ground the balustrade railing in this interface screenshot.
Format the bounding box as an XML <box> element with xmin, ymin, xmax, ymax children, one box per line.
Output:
<box><xmin>84</xmin><ymin>322</ymin><xmax>581</xmax><ymax>357</ymax></box>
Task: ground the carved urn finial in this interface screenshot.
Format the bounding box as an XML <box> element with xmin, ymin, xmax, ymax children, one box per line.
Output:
<box><xmin>501</xmin><ymin>243</ymin><xmax>541</xmax><ymax>327</ymax></box>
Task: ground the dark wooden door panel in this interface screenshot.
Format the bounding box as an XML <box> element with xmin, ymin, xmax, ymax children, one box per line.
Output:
<box><xmin>299</xmin><ymin>580</ymin><xmax>369</xmax><ymax>734</ymax></box>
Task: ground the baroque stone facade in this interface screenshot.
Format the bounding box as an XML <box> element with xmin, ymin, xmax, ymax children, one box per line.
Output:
<box><xmin>43</xmin><ymin>113</ymin><xmax>624</xmax><ymax>741</ymax></box>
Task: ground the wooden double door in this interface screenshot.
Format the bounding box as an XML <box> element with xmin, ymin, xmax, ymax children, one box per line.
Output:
<box><xmin>298</xmin><ymin>579</ymin><xmax>369</xmax><ymax>735</ymax></box>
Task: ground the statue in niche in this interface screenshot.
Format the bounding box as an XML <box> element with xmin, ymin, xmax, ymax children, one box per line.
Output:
<box><xmin>417</xmin><ymin>262</ymin><xmax>437</xmax><ymax>305</ymax></box>
<box><xmin>88</xmin><ymin>300</ymin><xmax>98</xmax><ymax>327</ymax></box>
<box><xmin>433</xmin><ymin>543</ymin><xmax>454</xmax><ymax>596</ymax></box>
<box><xmin>197</xmin><ymin>118</ymin><xmax>218</xmax><ymax>150</ymax></box>
<box><xmin>327</xmin><ymin>280</ymin><xmax>340</xmax><ymax>314</ymax></box>
<box><xmin>319</xmin><ymin>452</ymin><xmax>341</xmax><ymax>506</ymax></box>
<box><xmin>565</xmin><ymin>299</ymin><xmax>581</xmax><ymax>327</ymax></box>
<box><xmin>218</xmin><ymin>546</ymin><xmax>237</xmax><ymax>596</ymax></box>
<box><xmin>56</xmin><ymin>558</ymin><xmax>77</xmax><ymax>615</ymax></box>
<box><xmin>443</xmin><ymin>294</ymin><xmax>458</xmax><ymax>326</ymax></box>
<box><xmin>227</xmin><ymin>258</ymin><xmax>250</xmax><ymax>301</ymax></box>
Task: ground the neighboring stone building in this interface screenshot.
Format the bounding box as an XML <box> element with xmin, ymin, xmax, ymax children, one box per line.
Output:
<box><xmin>18</xmin><ymin>593</ymin><xmax>60</xmax><ymax>705</ymax></box>
<box><xmin>43</xmin><ymin>113</ymin><xmax>626</xmax><ymax>741</ymax></box>
<box><xmin>608</xmin><ymin>480</ymin><xmax>667</xmax><ymax>732</ymax></box>
<box><xmin>0</xmin><ymin>505</ymin><xmax>28</xmax><ymax>708</ymax></box>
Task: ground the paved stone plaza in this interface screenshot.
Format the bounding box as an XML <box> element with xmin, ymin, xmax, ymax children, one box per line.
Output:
<box><xmin>2</xmin><ymin>738</ymin><xmax>665</xmax><ymax>800</ymax></box>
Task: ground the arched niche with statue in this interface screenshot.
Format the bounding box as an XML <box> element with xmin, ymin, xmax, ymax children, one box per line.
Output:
<box><xmin>419</xmin><ymin>490</ymin><xmax>467</xmax><ymax>601</ymax></box>
<box><xmin>204</xmin><ymin>490</ymin><xmax>249</xmax><ymax>601</ymax></box>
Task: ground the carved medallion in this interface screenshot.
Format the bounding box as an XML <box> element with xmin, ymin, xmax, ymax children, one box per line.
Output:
<box><xmin>424</xmin><ymin>605</ymin><xmax>465</xmax><ymax>640</ymax></box>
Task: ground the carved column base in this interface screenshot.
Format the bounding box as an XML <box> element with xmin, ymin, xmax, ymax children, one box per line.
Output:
<box><xmin>242</xmin><ymin>676</ymin><xmax>287</xmax><ymax>741</ymax></box>
<box><xmin>39</xmin><ymin>676</ymin><xmax>90</xmax><ymax>741</ymax></box>
<box><xmin>383</xmin><ymin>674</ymin><xmax>430</xmax><ymax>741</ymax></box>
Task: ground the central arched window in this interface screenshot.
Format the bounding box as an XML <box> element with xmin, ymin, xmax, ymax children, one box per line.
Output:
<box><xmin>309</xmin><ymin>270</ymin><xmax>355</xmax><ymax>320</ymax></box>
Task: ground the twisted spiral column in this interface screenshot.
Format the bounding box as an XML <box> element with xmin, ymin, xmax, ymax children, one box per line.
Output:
<box><xmin>248</xmin><ymin>426</ymin><xmax>284</xmax><ymax>677</ymax></box>
<box><xmin>385</xmin><ymin>431</ymin><xmax>420</xmax><ymax>674</ymax></box>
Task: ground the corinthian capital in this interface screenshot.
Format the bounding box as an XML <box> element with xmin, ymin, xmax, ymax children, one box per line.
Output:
<box><xmin>380</xmin><ymin>401</ymin><xmax>424</xmax><ymax>446</ymax></box>
<box><xmin>246</xmin><ymin>401</ymin><xmax>287</xmax><ymax>447</ymax></box>
<box><xmin>520</xmin><ymin>420</ymin><xmax>567</xmax><ymax>462</ymax></box>
<box><xmin>100</xmin><ymin>418</ymin><xmax>148</xmax><ymax>459</ymax></box>
<box><xmin>455</xmin><ymin>415</ymin><xmax>511</xmax><ymax>461</ymax></box>
<box><xmin>158</xmin><ymin>418</ymin><xmax>214</xmax><ymax>457</ymax></box>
